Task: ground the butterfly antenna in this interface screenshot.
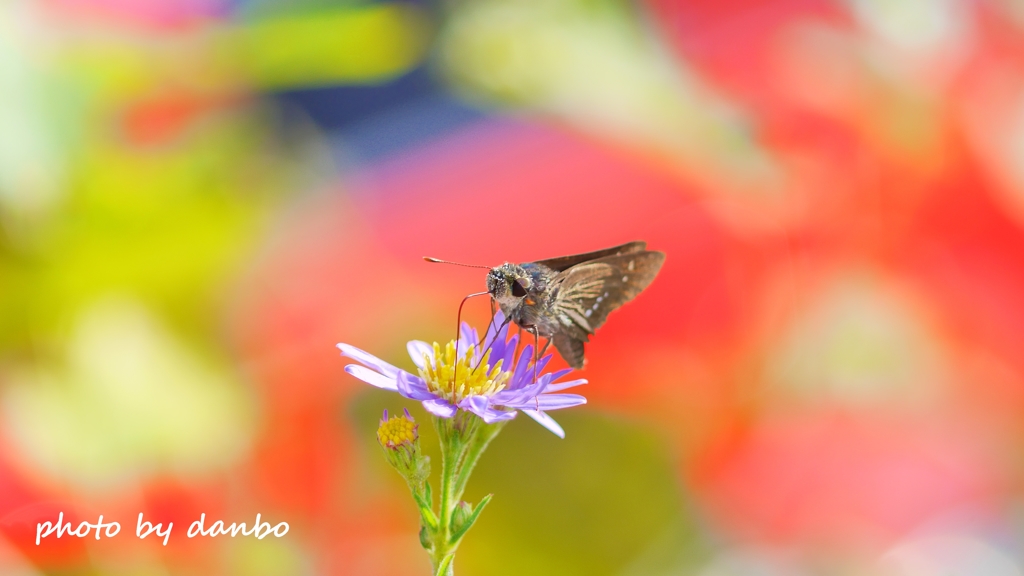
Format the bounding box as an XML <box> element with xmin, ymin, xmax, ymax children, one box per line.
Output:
<box><xmin>454</xmin><ymin>291</ymin><xmax>490</xmax><ymax>392</ymax></box>
<box><xmin>424</xmin><ymin>257</ymin><xmax>491</xmax><ymax>269</ymax></box>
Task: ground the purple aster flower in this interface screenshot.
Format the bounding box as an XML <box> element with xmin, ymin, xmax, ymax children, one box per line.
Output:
<box><xmin>337</xmin><ymin>310</ymin><xmax>587</xmax><ymax>438</ymax></box>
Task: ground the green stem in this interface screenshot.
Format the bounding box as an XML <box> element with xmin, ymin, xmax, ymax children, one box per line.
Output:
<box><xmin>438</xmin><ymin>421</ymin><xmax>457</xmax><ymax>531</ymax></box>
<box><xmin>452</xmin><ymin>421</ymin><xmax>506</xmax><ymax>503</ymax></box>
<box><xmin>426</xmin><ymin>414</ymin><xmax>507</xmax><ymax>575</ymax></box>
<box><xmin>434</xmin><ymin>553</ymin><xmax>455</xmax><ymax>576</ymax></box>
<box><xmin>430</xmin><ymin>416</ymin><xmax>468</xmax><ymax>575</ymax></box>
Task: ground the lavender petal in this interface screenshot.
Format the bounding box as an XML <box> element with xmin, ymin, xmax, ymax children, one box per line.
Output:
<box><xmin>546</xmin><ymin>367</ymin><xmax>573</xmax><ymax>383</ymax></box>
<box><xmin>397</xmin><ymin>371</ymin><xmax>435</xmax><ymax>401</ymax></box>
<box><xmin>337</xmin><ymin>343</ymin><xmax>401</xmax><ymax>378</ymax></box>
<box><xmin>510</xmin><ymin>344</ymin><xmax>535</xmax><ymax>389</ymax></box>
<box><xmin>344</xmin><ymin>365</ymin><xmax>399</xmax><ymax>391</ymax></box>
<box><xmin>544</xmin><ymin>378</ymin><xmax>588</xmax><ymax>392</ymax></box>
<box><xmin>523</xmin><ymin>410</ymin><xmax>565</xmax><ymax>438</ymax></box>
<box><xmin>422</xmin><ymin>398</ymin><xmax>457</xmax><ymax>418</ymax></box>
<box><xmin>501</xmin><ymin>333</ymin><xmax>519</xmax><ymax>371</ymax></box>
<box><xmin>483</xmin><ymin>309</ymin><xmax>505</xmax><ymax>346</ymax></box>
<box><xmin>461</xmin><ymin>395</ymin><xmax>517</xmax><ymax>423</ymax></box>
<box><xmin>510</xmin><ymin>393</ymin><xmax>587</xmax><ymax>411</ymax></box>
<box><xmin>406</xmin><ymin>341</ymin><xmax>434</xmax><ymax>370</ymax></box>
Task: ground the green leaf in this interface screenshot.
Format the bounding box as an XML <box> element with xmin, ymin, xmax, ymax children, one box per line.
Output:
<box><xmin>418</xmin><ymin>495</ymin><xmax>439</xmax><ymax>530</ymax></box>
<box><xmin>449</xmin><ymin>494</ymin><xmax>492</xmax><ymax>545</ymax></box>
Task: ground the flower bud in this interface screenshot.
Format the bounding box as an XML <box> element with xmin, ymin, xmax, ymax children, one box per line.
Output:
<box><xmin>451</xmin><ymin>501</ymin><xmax>473</xmax><ymax>532</ymax></box>
<box><xmin>377</xmin><ymin>408</ymin><xmax>418</xmax><ymax>448</ymax></box>
<box><xmin>377</xmin><ymin>409</ymin><xmax>429</xmax><ymax>483</ymax></box>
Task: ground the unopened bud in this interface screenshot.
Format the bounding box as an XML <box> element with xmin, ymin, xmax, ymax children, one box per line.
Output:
<box><xmin>376</xmin><ymin>409</ymin><xmax>429</xmax><ymax>483</ymax></box>
<box><xmin>377</xmin><ymin>408</ymin><xmax>418</xmax><ymax>448</ymax></box>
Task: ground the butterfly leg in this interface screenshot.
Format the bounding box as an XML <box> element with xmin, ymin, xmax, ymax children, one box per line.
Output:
<box><xmin>524</xmin><ymin>326</ymin><xmax>540</xmax><ymax>383</ymax></box>
<box><xmin>537</xmin><ymin>338</ymin><xmax>552</xmax><ymax>358</ymax></box>
<box><xmin>514</xmin><ymin>324</ymin><xmax>523</xmax><ymax>362</ymax></box>
<box><xmin>526</xmin><ymin>326</ymin><xmax>541</xmax><ymax>410</ymax></box>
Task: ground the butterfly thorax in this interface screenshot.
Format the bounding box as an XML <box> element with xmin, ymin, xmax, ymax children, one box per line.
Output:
<box><xmin>486</xmin><ymin>262</ymin><xmax>561</xmax><ymax>336</ymax></box>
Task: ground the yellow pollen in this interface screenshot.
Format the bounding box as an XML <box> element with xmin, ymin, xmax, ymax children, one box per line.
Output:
<box><xmin>377</xmin><ymin>415</ymin><xmax>418</xmax><ymax>448</ymax></box>
<box><xmin>420</xmin><ymin>341</ymin><xmax>510</xmax><ymax>404</ymax></box>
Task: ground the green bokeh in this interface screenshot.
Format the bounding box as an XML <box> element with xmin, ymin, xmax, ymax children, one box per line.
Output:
<box><xmin>350</xmin><ymin>388</ymin><xmax>707</xmax><ymax>575</ymax></box>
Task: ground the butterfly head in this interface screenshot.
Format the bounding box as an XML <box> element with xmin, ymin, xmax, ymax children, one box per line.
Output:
<box><xmin>487</xmin><ymin>263</ymin><xmax>533</xmax><ymax>307</ymax></box>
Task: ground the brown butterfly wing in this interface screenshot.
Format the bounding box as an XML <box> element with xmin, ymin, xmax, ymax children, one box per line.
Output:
<box><xmin>551</xmin><ymin>331</ymin><xmax>587</xmax><ymax>370</ymax></box>
<box><xmin>533</xmin><ymin>241</ymin><xmax>647</xmax><ymax>272</ymax></box>
<box><xmin>548</xmin><ymin>251</ymin><xmax>665</xmax><ymax>368</ymax></box>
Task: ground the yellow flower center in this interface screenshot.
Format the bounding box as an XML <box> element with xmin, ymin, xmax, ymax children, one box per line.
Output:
<box><xmin>377</xmin><ymin>415</ymin><xmax>418</xmax><ymax>448</ymax></box>
<box><xmin>420</xmin><ymin>341</ymin><xmax>510</xmax><ymax>404</ymax></box>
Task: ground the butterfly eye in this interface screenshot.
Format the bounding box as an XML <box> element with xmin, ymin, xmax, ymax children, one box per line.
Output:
<box><xmin>511</xmin><ymin>280</ymin><xmax>527</xmax><ymax>297</ymax></box>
